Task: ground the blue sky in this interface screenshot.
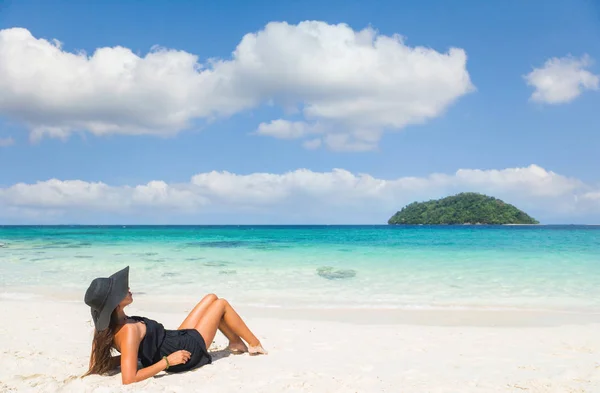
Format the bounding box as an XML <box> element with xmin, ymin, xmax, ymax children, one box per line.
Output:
<box><xmin>0</xmin><ymin>0</ymin><xmax>599</xmax><ymax>224</ymax></box>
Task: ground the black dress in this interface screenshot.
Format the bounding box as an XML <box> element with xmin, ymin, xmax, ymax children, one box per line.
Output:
<box><xmin>129</xmin><ymin>316</ymin><xmax>212</xmax><ymax>373</ymax></box>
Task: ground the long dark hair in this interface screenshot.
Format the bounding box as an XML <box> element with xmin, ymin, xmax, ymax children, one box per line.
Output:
<box><xmin>84</xmin><ymin>310</ymin><xmax>119</xmax><ymax>376</ymax></box>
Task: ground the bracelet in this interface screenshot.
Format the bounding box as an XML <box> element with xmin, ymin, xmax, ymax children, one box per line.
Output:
<box><xmin>163</xmin><ymin>356</ymin><xmax>169</xmax><ymax>370</ymax></box>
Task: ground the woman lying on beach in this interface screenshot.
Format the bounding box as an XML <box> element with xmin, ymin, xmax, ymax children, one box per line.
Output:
<box><xmin>83</xmin><ymin>266</ymin><xmax>267</xmax><ymax>384</ymax></box>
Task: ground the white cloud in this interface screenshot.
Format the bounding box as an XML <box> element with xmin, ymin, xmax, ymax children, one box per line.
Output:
<box><xmin>0</xmin><ymin>23</ymin><xmax>474</xmax><ymax>150</ymax></box>
<box><xmin>525</xmin><ymin>55</ymin><xmax>599</xmax><ymax>104</ymax></box>
<box><xmin>0</xmin><ymin>136</ymin><xmax>14</xmax><ymax>147</ymax></box>
<box><xmin>130</xmin><ymin>181</ymin><xmax>208</xmax><ymax>209</ymax></box>
<box><xmin>3</xmin><ymin>180</ymin><xmax>115</xmax><ymax>208</ymax></box>
<box><xmin>255</xmin><ymin>120</ymin><xmax>317</xmax><ymax>139</ymax></box>
<box><xmin>581</xmin><ymin>191</ymin><xmax>600</xmax><ymax>201</ymax></box>
<box><xmin>323</xmin><ymin>131</ymin><xmax>383</xmax><ymax>151</ymax></box>
<box><xmin>1</xmin><ymin>179</ymin><xmax>206</xmax><ymax>212</ymax></box>
<box><xmin>452</xmin><ymin>165</ymin><xmax>582</xmax><ymax>197</ymax></box>
<box><xmin>0</xmin><ymin>165</ymin><xmax>597</xmax><ymax>223</ymax></box>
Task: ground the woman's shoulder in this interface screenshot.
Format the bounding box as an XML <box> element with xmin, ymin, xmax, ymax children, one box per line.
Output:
<box><xmin>114</xmin><ymin>319</ymin><xmax>146</xmax><ymax>344</ymax></box>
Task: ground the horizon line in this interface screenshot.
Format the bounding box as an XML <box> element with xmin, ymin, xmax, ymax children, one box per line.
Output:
<box><xmin>1</xmin><ymin>224</ymin><xmax>599</xmax><ymax>227</ymax></box>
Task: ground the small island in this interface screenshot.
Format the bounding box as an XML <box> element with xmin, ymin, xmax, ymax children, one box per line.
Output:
<box><xmin>388</xmin><ymin>192</ymin><xmax>539</xmax><ymax>225</ymax></box>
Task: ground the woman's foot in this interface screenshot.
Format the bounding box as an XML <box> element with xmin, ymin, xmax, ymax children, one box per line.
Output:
<box><xmin>226</xmin><ymin>341</ymin><xmax>248</xmax><ymax>355</ymax></box>
<box><xmin>248</xmin><ymin>344</ymin><xmax>268</xmax><ymax>356</ymax></box>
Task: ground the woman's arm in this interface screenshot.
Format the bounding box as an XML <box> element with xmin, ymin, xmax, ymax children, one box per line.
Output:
<box><xmin>117</xmin><ymin>324</ymin><xmax>167</xmax><ymax>385</ymax></box>
<box><xmin>122</xmin><ymin>357</ymin><xmax>168</xmax><ymax>385</ymax></box>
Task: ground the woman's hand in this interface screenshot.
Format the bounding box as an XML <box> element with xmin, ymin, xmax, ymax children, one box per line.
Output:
<box><xmin>167</xmin><ymin>350</ymin><xmax>192</xmax><ymax>367</ymax></box>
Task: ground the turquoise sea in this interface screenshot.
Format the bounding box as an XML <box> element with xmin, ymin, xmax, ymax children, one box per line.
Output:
<box><xmin>1</xmin><ymin>225</ymin><xmax>599</xmax><ymax>312</ymax></box>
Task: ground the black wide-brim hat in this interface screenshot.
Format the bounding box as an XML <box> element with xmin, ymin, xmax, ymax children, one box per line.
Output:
<box><xmin>84</xmin><ymin>266</ymin><xmax>129</xmax><ymax>331</ymax></box>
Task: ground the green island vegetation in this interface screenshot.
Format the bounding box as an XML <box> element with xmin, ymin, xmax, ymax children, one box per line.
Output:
<box><xmin>387</xmin><ymin>192</ymin><xmax>539</xmax><ymax>225</ymax></box>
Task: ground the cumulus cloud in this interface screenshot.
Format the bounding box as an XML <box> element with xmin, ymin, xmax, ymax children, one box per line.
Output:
<box><xmin>581</xmin><ymin>191</ymin><xmax>600</xmax><ymax>201</ymax></box>
<box><xmin>0</xmin><ymin>22</ymin><xmax>474</xmax><ymax>150</ymax></box>
<box><xmin>0</xmin><ymin>136</ymin><xmax>14</xmax><ymax>147</ymax></box>
<box><xmin>525</xmin><ymin>55</ymin><xmax>599</xmax><ymax>104</ymax></box>
<box><xmin>0</xmin><ymin>165</ymin><xmax>597</xmax><ymax>224</ymax></box>
<box><xmin>1</xmin><ymin>179</ymin><xmax>207</xmax><ymax>212</ymax></box>
<box><xmin>255</xmin><ymin>120</ymin><xmax>318</xmax><ymax>140</ymax></box>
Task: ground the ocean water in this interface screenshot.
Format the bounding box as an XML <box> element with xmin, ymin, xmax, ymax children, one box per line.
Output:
<box><xmin>1</xmin><ymin>225</ymin><xmax>599</xmax><ymax>312</ymax></box>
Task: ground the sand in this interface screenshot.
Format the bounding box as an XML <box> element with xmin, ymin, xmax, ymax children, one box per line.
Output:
<box><xmin>1</xmin><ymin>296</ymin><xmax>600</xmax><ymax>392</ymax></box>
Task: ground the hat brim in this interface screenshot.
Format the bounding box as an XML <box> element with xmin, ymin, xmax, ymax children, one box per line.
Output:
<box><xmin>94</xmin><ymin>266</ymin><xmax>129</xmax><ymax>331</ymax></box>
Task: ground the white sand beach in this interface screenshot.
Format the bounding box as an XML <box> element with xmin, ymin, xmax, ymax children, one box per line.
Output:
<box><xmin>1</xmin><ymin>296</ymin><xmax>600</xmax><ymax>392</ymax></box>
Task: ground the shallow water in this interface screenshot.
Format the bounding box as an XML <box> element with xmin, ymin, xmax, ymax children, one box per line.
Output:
<box><xmin>1</xmin><ymin>225</ymin><xmax>599</xmax><ymax>311</ymax></box>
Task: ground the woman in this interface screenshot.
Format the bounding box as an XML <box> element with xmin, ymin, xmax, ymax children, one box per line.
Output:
<box><xmin>83</xmin><ymin>266</ymin><xmax>267</xmax><ymax>385</ymax></box>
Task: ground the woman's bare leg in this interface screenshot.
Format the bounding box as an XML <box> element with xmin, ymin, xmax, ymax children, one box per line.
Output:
<box><xmin>195</xmin><ymin>298</ymin><xmax>267</xmax><ymax>355</ymax></box>
<box><xmin>179</xmin><ymin>294</ymin><xmax>247</xmax><ymax>352</ymax></box>
<box><xmin>178</xmin><ymin>293</ymin><xmax>218</xmax><ymax>329</ymax></box>
<box><xmin>218</xmin><ymin>320</ymin><xmax>247</xmax><ymax>352</ymax></box>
